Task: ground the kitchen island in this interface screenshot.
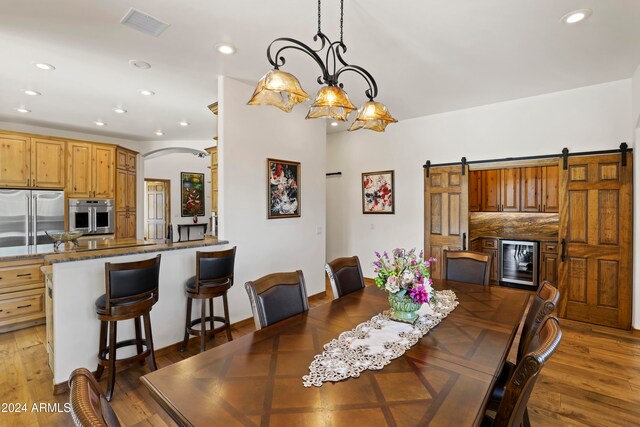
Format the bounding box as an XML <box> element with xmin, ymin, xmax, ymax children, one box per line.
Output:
<box><xmin>39</xmin><ymin>237</ymin><xmax>230</xmax><ymax>390</ymax></box>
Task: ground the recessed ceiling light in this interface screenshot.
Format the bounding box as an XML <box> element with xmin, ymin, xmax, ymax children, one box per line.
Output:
<box><xmin>34</xmin><ymin>63</ymin><xmax>55</xmax><ymax>71</ymax></box>
<box><xmin>330</xmin><ymin>121</ymin><xmax>339</xmax><ymax>127</ymax></box>
<box><xmin>179</xmin><ymin>121</ymin><xmax>190</xmax><ymax>127</ymax></box>
<box><xmin>139</xmin><ymin>89</ymin><xmax>155</xmax><ymax>96</ymax></box>
<box><xmin>216</xmin><ymin>43</ymin><xmax>236</xmax><ymax>55</ymax></box>
<box><xmin>562</xmin><ymin>9</ymin><xmax>592</xmax><ymax>24</ymax></box>
<box><xmin>16</xmin><ymin>107</ymin><xmax>31</xmax><ymax>113</ymax></box>
<box><xmin>129</xmin><ymin>59</ymin><xmax>151</xmax><ymax>69</ymax></box>
<box><xmin>112</xmin><ymin>107</ymin><xmax>127</xmax><ymax>114</ymax></box>
<box><xmin>155</xmin><ymin>130</ymin><xmax>164</xmax><ymax>136</ymax></box>
<box><xmin>94</xmin><ymin>121</ymin><xmax>106</xmax><ymax>126</ymax></box>
<box><xmin>23</xmin><ymin>90</ymin><xmax>41</xmax><ymax>96</ymax></box>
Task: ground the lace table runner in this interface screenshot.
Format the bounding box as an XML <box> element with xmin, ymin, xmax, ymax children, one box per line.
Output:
<box><xmin>302</xmin><ymin>290</ymin><xmax>458</xmax><ymax>387</ymax></box>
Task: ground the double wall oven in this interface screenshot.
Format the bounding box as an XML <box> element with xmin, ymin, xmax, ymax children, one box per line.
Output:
<box><xmin>498</xmin><ymin>240</ymin><xmax>539</xmax><ymax>288</ymax></box>
<box><xmin>68</xmin><ymin>199</ymin><xmax>114</xmax><ymax>235</ymax></box>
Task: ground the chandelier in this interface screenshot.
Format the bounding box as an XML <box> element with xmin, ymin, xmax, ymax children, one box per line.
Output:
<box><xmin>248</xmin><ymin>0</ymin><xmax>397</xmax><ymax>132</ymax></box>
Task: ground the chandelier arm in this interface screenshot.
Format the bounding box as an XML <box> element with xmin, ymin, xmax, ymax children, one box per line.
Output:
<box><xmin>335</xmin><ymin>64</ymin><xmax>379</xmax><ymax>100</ymax></box>
<box><xmin>267</xmin><ymin>37</ymin><xmax>331</xmax><ymax>83</ymax></box>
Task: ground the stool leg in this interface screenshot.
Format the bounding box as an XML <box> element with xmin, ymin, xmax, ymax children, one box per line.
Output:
<box><xmin>200</xmin><ymin>299</ymin><xmax>207</xmax><ymax>352</ymax></box>
<box><xmin>134</xmin><ymin>316</ymin><xmax>144</xmax><ymax>365</ymax></box>
<box><xmin>106</xmin><ymin>321</ymin><xmax>117</xmax><ymax>401</ymax></box>
<box><xmin>95</xmin><ymin>320</ymin><xmax>107</xmax><ymax>380</ymax></box>
<box><xmin>143</xmin><ymin>312</ymin><xmax>157</xmax><ymax>371</ymax></box>
<box><xmin>223</xmin><ymin>293</ymin><xmax>232</xmax><ymax>342</ymax></box>
<box><xmin>209</xmin><ymin>298</ymin><xmax>215</xmax><ymax>332</ymax></box>
<box><xmin>180</xmin><ymin>297</ymin><xmax>192</xmax><ymax>352</ymax></box>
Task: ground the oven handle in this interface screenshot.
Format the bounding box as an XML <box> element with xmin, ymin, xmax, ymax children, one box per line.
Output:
<box><xmin>89</xmin><ymin>207</ymin><xmax>94</xmax><ymax>233</ymax></box>
<box><xmin>561</xmin><ymin>238</ymin><xmax>567</xmax><ymax>262</ymax></box>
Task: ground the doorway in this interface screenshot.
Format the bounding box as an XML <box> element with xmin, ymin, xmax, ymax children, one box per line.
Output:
<box><xmin>144</xmin><ymin>179</ymin><xmax>170</xmax><ymax>241</ymax></box>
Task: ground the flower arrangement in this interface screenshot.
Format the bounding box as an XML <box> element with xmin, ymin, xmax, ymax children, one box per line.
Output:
<box><xmin>374</xmin><ymin>248</ymin><xmax>437</xmax><ymax>305</ymax></box>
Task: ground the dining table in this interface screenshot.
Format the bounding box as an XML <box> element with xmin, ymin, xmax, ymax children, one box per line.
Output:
<box><xmin>141</xmin><ymin>279</ymin><xmax>530</xmax><ymax>427</ymax></box>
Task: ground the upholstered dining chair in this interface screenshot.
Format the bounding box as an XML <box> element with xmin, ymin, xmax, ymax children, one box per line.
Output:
<box><xmin>483</xmin><ymin>315</ymin><xmax>563</xmax><ymax>427</ymax></box>
<box><xmin>489</xmin><ymin>281</ymin><xmax>560</xmax><ymax>408</ymax></box>
<box><xmin>442</xmin><ymin>250</ymin><xmax>492</xmax><ymax>285</ymax></box>
<box><xmin>244</xmin><ymin>270</ymin><xmax>309</xmax><ymax>330</ymax></box>
<box><xmin>68</xmin><ymin>368</ymin><xmax>121</xmax><ymax>427</ymax></box>
<box><xmin>325</xmin><ymin>256</ymin><xmax>365</xmax><ymax>299</ymax></box>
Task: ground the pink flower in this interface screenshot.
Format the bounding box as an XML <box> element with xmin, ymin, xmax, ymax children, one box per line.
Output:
<box><xmin>410</xmin><ymin>285</ymin><xmax>429</xmax><ymax>304</ymax></box>
<box><xmin>385</xmin><ymin>275</ymin><xmax>400</xmax><ymax>293</ymax></box>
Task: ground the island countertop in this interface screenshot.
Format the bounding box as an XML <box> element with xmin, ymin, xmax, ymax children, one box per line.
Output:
<box><xmin>44</xmin><ymin>237</ymin><xmax>229</xmax><ymax>264</ymax></box>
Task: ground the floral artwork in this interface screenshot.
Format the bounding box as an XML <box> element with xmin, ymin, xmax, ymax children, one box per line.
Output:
<box><xmin>374</xmin><ymin>248</ymin><xmax>437</xmax><ymax>305</ymax></box>
<box><xmin>181</xmin><ymin>172</ymin><xmax>205</xmax><ymax>217</ymax></box>
<box><xmin>267</xmin><ymin>159</ymin><xmax>300</xmax><ymax>219</ymax></box>
<box><xmin>362</xmin><ymin>170</ymin><xmax>394</xmax><ymax>214</ymax></box>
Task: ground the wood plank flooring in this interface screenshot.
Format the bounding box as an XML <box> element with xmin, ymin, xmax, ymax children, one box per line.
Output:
<box><xmin>0</xmin><ymin>284</ymin><xmax>639</xmax><ymax>426</ymax></box>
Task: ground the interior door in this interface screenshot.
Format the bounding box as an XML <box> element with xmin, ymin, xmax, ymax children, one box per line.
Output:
<box><xmin>558</xmin><ymin>154</ymin><xmax>632</xmax><ymax>329</ymax></box>
<box><xmin>424</xmin><ymin>165</ymin><xmax>469</xmax><ymax>279</ymax></box>
<box><xmin>145</xmin><ymin>181</ymin><xmax>166</xmax><ymax>241</ymax></box>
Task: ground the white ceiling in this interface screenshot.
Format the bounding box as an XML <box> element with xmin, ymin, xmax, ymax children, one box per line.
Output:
<box><xmin>0</xmin><ymin>0</ymin><xmax>639</xmax><ymax>141</ymax></box>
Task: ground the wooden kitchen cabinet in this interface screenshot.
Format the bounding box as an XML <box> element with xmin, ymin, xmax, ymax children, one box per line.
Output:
<box><xmin>521</xmin><ymin>166</ymin><xmax>541</xmax><ymax>212</ymax></box>
<box><xmin>480</xmin><ymin>238</ymin><xmax>499</xmax><ymax>282</ymax></box>
<box><xmin>468</xmin><ymin>170</ymin><xmax>481</xmax><ymax>212</ymax></box>
<box><xmin>0</xmin><ymin>134</ymin><xmax>66</xmax><ymax>189</ymax></box>
<box><xmin>0</xmin><ymin>134</ymin><xmax>31</xmax><ymax>187</ymax></box>
<box><xmin>67</xmin><ymin>142</ymin><xmax>114</xmax><ymax>199</ymax></box>
<box><xmin>0</xmin><ymin>258</ymin><xmax>45</xmax><ymax>333</ymax></box>
<box><xmin>541</xmin><ymin>165</ymin><xmax>559</xmax><ymax>212</ymax></box>
<box><xmin>540</xmin><ymin>241</ymin><xmax>558</xmax><ymax>286</ymax></box>
<box><xmin>116</xmin><ymin>211</ymin><xmax>136</xmax><ymax>239</ymax></box>
<box><xmin>115</xmin><ymin>147</ymin><xmax>138</xmax><ymax>239</ymax></box>
<box><xmin>480</xmin><ymin>170</ymin><xmax>501</xmax><ymax>212</ymax></box>
<box><xmin>500</xmin><ymin>168</ymin><xmax>520</xmax><ymax>212</ymax></box>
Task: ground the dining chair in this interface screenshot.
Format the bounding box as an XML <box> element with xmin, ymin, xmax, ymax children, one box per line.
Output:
<box><xmin>244</xmin><ymin>270</ymin><xmax>309</xmax><ymax>330</ymax></box>
<box><xmin>489</xmin><ymin>281</ymin><xmax>559</xmax><ymax>407</ymax></box>
<box><xmin>68</xmin><ymin>367</ymin><xmax>121</xmax><ymax>427</ymax></box>
<box><xmin>484</xmin><ymin>315</ymin><xmax>562</xmax><ymax>427</ymax></box>
<box><xmin>442</xmin><ymin>250</ymin><xmax>492</xmax><ymax>285</ymax></box>
<box><xmin>325</xmin><ymin>256</ymin><xmax>365</xmax><ymax>299</ymax></box>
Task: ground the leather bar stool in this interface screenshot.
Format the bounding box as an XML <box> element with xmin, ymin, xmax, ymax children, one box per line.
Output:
<box><xmin>180</xmin><ymin>247</ymin><xmax>236</xmax><ymax>353</ymax></box>
<box><xmin>95</xmin><ymin>255</ymin><xmax>161</xmax><ymax>401</ymax></box>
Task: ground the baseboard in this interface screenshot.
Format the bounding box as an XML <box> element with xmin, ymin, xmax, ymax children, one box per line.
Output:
<box><xmin>632</xmin><ymin>328</ymin><xmax>640</xmax><ymax>337</ymax></box>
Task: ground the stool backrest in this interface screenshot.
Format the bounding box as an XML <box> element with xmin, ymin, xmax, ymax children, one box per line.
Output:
<box><xmin>195</xmin><ymin>247</ymin><xmax>236</xmax><ymax>292</ymax></box>
<box><xmin>69</xmin><ymin>368</ymin><xmax>121</xmax><ymax>427</ymax></box>
<box><xmin>244</xmin><ymin>270</ymin><xmax>309</xmax><ymax>330</ymax></box>
<box><xmin>325</xmin><ymin>256</ymin><xmax>365</xmax><ymax>299</ymax></box>
<box><xmin>105</xmin><ymin>255</ymin><xmax>161</xmax><ymax>311</ymax></box>
<box><xmin>442</xmin><ymin>250</ymin><xmax>492</xmax><ymax>285</ymax></box>
<box><xmin>516</xmin><ymin>281</ymin><xmax>559</xmax><ymax>362</ymax></box>
<box><xmin>493</xmin><ymin>316</ymin><xmax>562</xmax><ymax>427</ymax></box>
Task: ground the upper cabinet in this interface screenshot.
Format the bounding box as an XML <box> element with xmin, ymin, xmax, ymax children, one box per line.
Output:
<box><xmin>115</xmin><ymin>147</ymin><xmax>138</xmax><ymax>239</ymax></box>
<box><xmin>67</xmin><ymin>142</ymin><xmax>115</xmax><ymax>199</ymax></box>
<box><xmin>0</xmin><ymin>134</ymin><xmax>66</xmax><ymax>189</ymax></box>
<box><xmin>473</xmin><ymin>164</ymin><xmax>558</xmax><ymax>213</ymax></box>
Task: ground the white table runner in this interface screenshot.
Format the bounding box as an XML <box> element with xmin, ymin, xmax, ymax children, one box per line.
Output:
<box><xmin>302</xmin><ymin>290</ymin><xmax>458</xmax><ymax>387</ymax></box>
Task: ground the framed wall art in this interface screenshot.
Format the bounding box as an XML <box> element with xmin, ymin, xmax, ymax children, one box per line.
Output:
<box><xmin>362</xmin><ymin>170</ymin><xmax>394</xmax><ymax>214</ymax></box>
<box><xmin>181</xmin><ymin>172</ymin><xmax>205</xmax><ymax>217</ymax></box>
<box><xmin>267</xmin><ymin>158</ymin><xmax>301</xmax><ymax>219</ymax></box>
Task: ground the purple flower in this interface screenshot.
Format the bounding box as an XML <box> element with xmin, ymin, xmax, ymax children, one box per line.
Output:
<box><xmin>410</xmin><ymin>285</ymin><xmax>429</xmax><ymax>304</ymax></box>
<box><xmin>375</xmin><ymin>251</ymin><xmax>381</xmax><ymax>258</ymax></box>
<box><xmin>373</xmin><ymin>261</ymin><xmax>382</xmax><ymax>268</ymax></box>
<box><xmin>383</xmin><ymin>251</ymin><xmax>390</xmax><ymax>260</ymax></box>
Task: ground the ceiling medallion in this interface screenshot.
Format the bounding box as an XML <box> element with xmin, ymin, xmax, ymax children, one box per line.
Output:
<box><xmin>248</xmin><ymin>0</ymin><xmax>397</xmax><ymax>132</ymax></box>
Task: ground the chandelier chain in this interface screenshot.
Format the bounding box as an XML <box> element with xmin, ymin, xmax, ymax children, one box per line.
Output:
<box><xmin>340</xmin><ymin>0</ymin><xmax>344</xmax><ymax>43</ymax></box>
<box><xmin>317</xmin><ymin>0</ymin><xmax>321</xmax><ymax>34</ymax></box>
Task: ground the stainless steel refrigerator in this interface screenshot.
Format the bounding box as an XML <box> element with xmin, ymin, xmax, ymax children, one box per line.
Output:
<box><xmin>0</xmin><ymin>189</ymin><xmax>65</xmax><ymax>248</ymax></box>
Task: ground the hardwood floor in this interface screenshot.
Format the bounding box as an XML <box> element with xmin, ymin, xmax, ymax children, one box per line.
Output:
<box><xmin>1</xmin><ymin>285</ymin><xmax>639</xmax><ymax>426</ymax></box>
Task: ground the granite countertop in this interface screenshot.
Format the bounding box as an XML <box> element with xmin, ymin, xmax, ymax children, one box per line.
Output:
<box><xmin>44</xmin><ymin>237</ymin><xmax>229</xmax><ymax>264</ymax></box>
<box><xmin>0</xmin><ymin>238</ymin><xmax>156</xmax><ymax>262</ymax></box>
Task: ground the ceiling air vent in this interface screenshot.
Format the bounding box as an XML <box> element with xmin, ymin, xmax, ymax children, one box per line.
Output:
<box><xmin>120</xmin><ymin>8</ymin><xmax>170</xmax><ymax>37</ymax></box>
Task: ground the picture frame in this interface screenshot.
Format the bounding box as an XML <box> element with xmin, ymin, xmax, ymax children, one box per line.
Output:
<box><xmin>180</xmin><ymin>172</ymin><xmax>205</xmax><ymax>217</ymax></box>
<box><xmin>362</xmin><ymin>170</ymin><xmax>395</xmax><ymax>214</ymax></box>
<box><xmin>267</xmin><ymin>158</ymin><xmax>301</xmax><ymax>219</ymax></box>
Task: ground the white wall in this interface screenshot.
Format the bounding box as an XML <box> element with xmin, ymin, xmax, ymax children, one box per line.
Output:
<box><xmin>326</xmin><ymin>79</ymin><xmax>636</xmax><ymax>325</ymax></box>
<box><xmin>143</xmin><ymin>152</ymin><xmax>211</xmax><ymax>238</ymax></box>
<box><xmin>218</xmin><ymin>76</ymin><xmax>326</xmax><ymax>324</ymax></box>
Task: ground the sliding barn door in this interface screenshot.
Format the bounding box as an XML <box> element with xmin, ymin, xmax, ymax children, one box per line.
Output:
<box><xmin>425</xmin><ymin>165</ymin><xmax>469</xmax><ymax>279</ymax></box>
<box><xmin>558</xmin><ymin>154</ymin><xmax>632</xmax><ymax>329</ymax></box>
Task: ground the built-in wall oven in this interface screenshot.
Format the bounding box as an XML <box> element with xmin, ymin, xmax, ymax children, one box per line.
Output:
<box><xmin>68</xmin><ymin>199</ymin><xmax>114</xmax><ymax>235</ymax></box>
<box><xmin>498</xmin><ymin>240</ymin><xmax>539</xmax><ymax>288</ymax></box>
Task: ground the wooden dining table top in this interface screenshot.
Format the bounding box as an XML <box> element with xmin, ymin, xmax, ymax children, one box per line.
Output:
<box><xmin>141</xmin><ymin>280</ymin><xmax>530</xmax><ymax>427</ymax></box>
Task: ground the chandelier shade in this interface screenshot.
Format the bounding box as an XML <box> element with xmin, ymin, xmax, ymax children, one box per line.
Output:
<box><xmin>247</xmin><ymin>70</ymin><xmax>309</xmax><ymax>112</ymax></box>
<box><xmin>348</xmin><ymin>101</ymin><xmax>398</xmax><ymax>132</ymax></box>
<box><xmin>248</xmin><ymin>0</ymin><xmax>397</xmax><ymax>131</ymax></box>
<box><xmin>306</xmin><ymin>85</ymin><xmax>356</xmax><ymax>121</ymax></box>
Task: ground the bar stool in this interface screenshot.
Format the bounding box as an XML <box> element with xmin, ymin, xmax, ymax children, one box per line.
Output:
<box><xmin>180</xmin><ymin>247</ymin><xmax>236</xmax><ymax>353</ymax></box>
<box><xmin>94</xmin><ymin>255</ymin><xmax>161</xmax><ymax>401</ymax></box>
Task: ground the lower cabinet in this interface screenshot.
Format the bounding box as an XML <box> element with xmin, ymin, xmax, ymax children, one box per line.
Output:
<box><xmin>116</xmin><ymin>212</ymin><xmax>137</xmax><ymax>239</ymax></box>
<box><xmin>472</xmin><ymin>238</ymin><xmax>499</xmax><ymax>283</ymax></box>
<box><xmin>0</xmin><ymin>259</ymin><xmax>45</xmax><ymax>333</ymax></box>
<box><xmin>540</xmin><ymin>241</ymin><xmax>559</xmax><ymax>286</ymax></box>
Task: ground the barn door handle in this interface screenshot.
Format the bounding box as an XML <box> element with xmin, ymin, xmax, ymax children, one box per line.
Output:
<box><xmin>462</xmin><ymin>233</ymin><xmax>467</xmax><ymax>251</ymax></box>
<box><xmin>561</xmin><ymin>239</ymin><xmax>567</xmax><ymax>262</ymax></box>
